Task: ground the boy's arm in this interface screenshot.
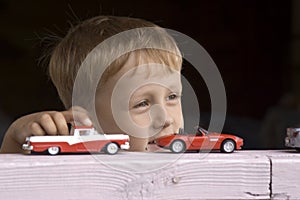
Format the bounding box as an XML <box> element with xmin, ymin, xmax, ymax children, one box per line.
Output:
<box><xmin>0</xmin><ymin>107</ymin><xmax>92</xmax><ymax>153</ymax></box>
<box><xmin>0</xmin><ymin>121</ymin><xmax>27</xmax><ymax>153</ymax></box>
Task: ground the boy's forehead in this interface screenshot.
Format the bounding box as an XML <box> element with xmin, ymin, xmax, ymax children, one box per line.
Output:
<box><xmin>113</xmin><ymin>64</ymin><xmax>181</xmax><ymax>96</ymax></box>
<box><xmin>103</xmin><ymin>53</ymin><xmax>179</xmax><ymax>84</ymax></box>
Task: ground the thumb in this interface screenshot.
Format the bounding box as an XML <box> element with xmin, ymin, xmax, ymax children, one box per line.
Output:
<box><xmin>62</xmin><ymin>107</ymin><xmax>93</xmax><ymax>126</ymax></box>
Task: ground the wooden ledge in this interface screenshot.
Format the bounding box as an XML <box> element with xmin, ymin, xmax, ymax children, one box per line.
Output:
<box><xmin>0</xmin><ymin>150</ymin><xmax>299</xmax><ymax>200</ymax></box>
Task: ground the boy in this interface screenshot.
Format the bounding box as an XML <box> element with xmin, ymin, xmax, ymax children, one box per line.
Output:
<box><xmin>0</xmin><ymin>15</ymin><xmax>183</xmax><ymax>153</ymax></box>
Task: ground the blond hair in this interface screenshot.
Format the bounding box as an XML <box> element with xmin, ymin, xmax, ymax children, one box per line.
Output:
<box><xmin>49</xmin><ymin>16</ymin><xmax>182</xmax><ymax>108</ymax></box>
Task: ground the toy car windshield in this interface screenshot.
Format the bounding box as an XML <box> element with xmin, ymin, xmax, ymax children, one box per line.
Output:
<box><xmin>196</xmin><ymin>126</ymin><xmax>209</xmax><ymax>135</ymax></box>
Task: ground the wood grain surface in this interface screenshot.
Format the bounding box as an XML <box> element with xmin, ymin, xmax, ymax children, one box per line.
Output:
<box><xmin>0</xmin><ymin>150</ymin><xmax>299</xmax><ymax>200</ymax></box>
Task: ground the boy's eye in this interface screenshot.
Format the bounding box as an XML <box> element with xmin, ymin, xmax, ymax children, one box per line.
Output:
<box><xmin>167</xmin><ymin>93</ymin><xmax>179</xmax><ymax>101</ymax></box>
<box><xmin>133</xmin><ymin>100</ymin><xmax>149</xmax><ymax>109</ymax></box>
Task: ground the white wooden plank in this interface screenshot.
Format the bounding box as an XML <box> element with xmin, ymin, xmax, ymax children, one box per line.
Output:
<box><xmin>0</xmin><ymin>151</ymin><xmax>271</xmax><ymax>200</ymax></box>
<box><xmin>268</xmin><ymin>149</ymin><xmax>300</xmax><ymax>200</ymax></box>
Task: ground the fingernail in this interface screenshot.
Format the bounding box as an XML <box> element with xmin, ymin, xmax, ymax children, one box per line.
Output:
<box><xmin>83</xmin><ymin>118</ymin><xmax>92</xmax><ymax>126</ymax></box>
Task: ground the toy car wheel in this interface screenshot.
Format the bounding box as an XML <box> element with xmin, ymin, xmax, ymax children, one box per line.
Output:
<box><xmin>47</xmin><ymin>146</ymin><xmax>60</xmax><ymax>155</ymax></box>
<box><xmin>170</xmin><ymin>140</ymin><xmax>186</xmax><ymax>153</ymax></box>
<box><xmin>104</xmin><ymin>143</ymin><xmax>119</xmax><ymax>155</ymax></box>
<box><xmin>221</xmin><ymin>139</ymin><xmax>236</xmax><ymax>153</ymax></box>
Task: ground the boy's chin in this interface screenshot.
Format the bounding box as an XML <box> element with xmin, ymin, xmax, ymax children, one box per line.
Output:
<box><xmin>128</xmin><ymin>136</ymin><xmax>149</xmax><ymax>152</ymax></box>
<box><xmin>128</xmin><ymin>143</ymin><xmax>165</xmax><ymax>152</ymax></box>
<box><xmin>127</xmin><ymin>131</ymin><xmax>176</xmax><ymax>152</ymax></box>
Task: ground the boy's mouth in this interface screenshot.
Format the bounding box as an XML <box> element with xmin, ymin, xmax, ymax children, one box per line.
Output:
<box><xmin>148</xmin><ymin>131</ymin><xmax>174</xmax><ymax>144</ymax></box>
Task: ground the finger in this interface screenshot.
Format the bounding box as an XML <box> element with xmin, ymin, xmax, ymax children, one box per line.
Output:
<box><xmin>51</xmin><ymin>112</ymin><xmax>69</xmax><ymax>135</ymax></box>
<box><xmin>15</xmin><ymin>122</ymin><xmax>45</xmax><ymax>144</ymax></box>
<box><xmin>28</xmin><ymin>122</ymin><xmax>46</xmax><ymax>136</ymax></box>
<box><xmin>61</xmin><ymin>109</ymin><xmax>92</xmax><ymax>126</ymax></box>
<box><xmin>39</xmin><ymin>113</ymin><xmax>58</xmax><ymax>135</ymax></box>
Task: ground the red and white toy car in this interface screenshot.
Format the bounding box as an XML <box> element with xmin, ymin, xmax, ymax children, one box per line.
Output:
<box><xmin>155</xmin><ymin>126</ymin><xmax>243</xmax><ymax>153</ymax></box>
<box><xmin>22</xmin><ymin>126</ymin><xmax>129</xmax><ymax>155</ymax></box>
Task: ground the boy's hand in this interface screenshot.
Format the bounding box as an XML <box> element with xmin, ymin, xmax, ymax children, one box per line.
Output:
<box><xmin>0</xmin><ymin>106</ymin><xmax>92</xmax><ymax>153</ymax></box>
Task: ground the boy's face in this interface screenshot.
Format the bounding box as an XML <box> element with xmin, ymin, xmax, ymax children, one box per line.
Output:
<box><xmin>95</xmin><ymin>54</ymin><xmax>183</xmax><ymax>151</ymax></box>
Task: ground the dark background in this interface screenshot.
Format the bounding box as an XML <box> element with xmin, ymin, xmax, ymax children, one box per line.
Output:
<box><xmin>0</xmin><ymin>0</ymin><xmax>298</xmax><ymax>149</ymax></box>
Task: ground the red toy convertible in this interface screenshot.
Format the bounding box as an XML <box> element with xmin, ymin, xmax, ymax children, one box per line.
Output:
<box><xmin>155</xmin><ymin>126</ymin><xmax>243</xmax><ymax>153</ymax></box>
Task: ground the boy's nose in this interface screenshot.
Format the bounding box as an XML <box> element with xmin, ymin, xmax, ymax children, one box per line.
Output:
<box><xmin>150</xmin><ymin>104</ymin><xmax>174</xmax><ymax>130</ymax></box>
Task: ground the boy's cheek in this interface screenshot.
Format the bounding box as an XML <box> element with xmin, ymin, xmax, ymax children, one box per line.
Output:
<box><xmin>130</xmin><ymin>112</ymin><xmax>151</xmax><ymax>128</ymax></box>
